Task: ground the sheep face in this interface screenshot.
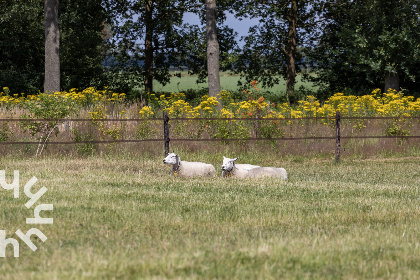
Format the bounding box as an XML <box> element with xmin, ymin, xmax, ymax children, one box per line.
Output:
<box><xmin>163</xmin><ymin>153</ymin><xmax>179</xmax><ymax>165</ymax></box>
<box><xmin>221</xmin><ymin>156</ymin><xmax>238</xmax><ymax>172</ymax></box>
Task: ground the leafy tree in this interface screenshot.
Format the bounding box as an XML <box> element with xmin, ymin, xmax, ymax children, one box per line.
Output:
<box><xmin>0</xmin><ymin>0</ymin><xmax>44</xmax><ymax>95</ymax></box>
<box><xmin>60</xmin><ymin>0</ymin><xmax>110</xmax><ymax>91</ymax></box>
<box><xmin>0</xmin><ymin>0</ymin><xmax>109</xmax><ymax>95</ymax></box>
<box><xmin>179</xmin><ymin>22</ymin><xmax>237</xmax><ymax>86</ymax></box>
<box><xmin>105</xmin><ymin>0</ymin><xmax>238</xmax><ymax>100</ymax></box>
<box><xmin>105</xmin><ymin>0</ymin><xmax>192</xmax><ymax>95</ymax></box>
<box><xmin>231</xmin><ymin>0</ymin><xmax>320</xmax><ymax>104</ymax></box>
<box><xmin>182</xmin><ymin>0</ymin><xmax>237</xmax><ymax>105</ymax></box>
<box><xmin>144</xmin><ymin>0</ymin><xmax>154</xmax><ymax>93</ymax></box>
<box><xmin>308</xmin><ymin>0</ymin><xmax>420</xmax><ymax>98</ymax></box>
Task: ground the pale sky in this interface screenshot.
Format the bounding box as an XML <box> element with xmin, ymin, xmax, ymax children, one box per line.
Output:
<box><xmin>183</xmin><ymin>12</ymin><xmax>260</xmax><ymax>46</ymax></box>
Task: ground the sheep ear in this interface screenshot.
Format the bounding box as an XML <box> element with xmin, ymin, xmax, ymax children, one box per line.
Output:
<box><xmin>223</xmin><ymin>156</ymin><xmax>226</xmax><ymax>159</ymax></box>
<box><xmin>233</xmin><ymin>157</ymin><xmax>238</xmax><ymax>162</ymax></box>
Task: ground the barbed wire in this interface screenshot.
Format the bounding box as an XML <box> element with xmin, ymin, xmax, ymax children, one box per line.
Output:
<box><xmin>1</xmin><ymin>135</ymin><xmax>419</xmax><ymax>145</ymax></box>
<box><xmin>1</xmin><ymin>116</ymin><xmax>420</xmax><ymax>122</ymax></box>
<box><xmin>1</xmin><ymin>116</ymin><xmax>418</xmax><ymax>145</ymax></box>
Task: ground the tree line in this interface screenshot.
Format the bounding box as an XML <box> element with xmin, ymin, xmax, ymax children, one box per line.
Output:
<box><xmin>1</xmin><ymin>0</ymin><xmax>420</xmax><ymax>102</ymax></box>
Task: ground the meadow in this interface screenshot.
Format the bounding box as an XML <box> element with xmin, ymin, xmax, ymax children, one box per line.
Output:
<box><xmin>0</xmin><ymin>150</ymin><xmax>419</xmax><ymax>279</ymax></box>
<box><xmin>0</xmin><ymin>83</ymin><xmax>420</xmax><ymax>278</ymax></box>
<box><xmin>152</xmin><ymin>72</ymin><xmax>315</xmax><ymax>96</ymax></box>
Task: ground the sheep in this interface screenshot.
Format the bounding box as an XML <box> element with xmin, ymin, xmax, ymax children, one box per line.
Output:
<box><xmin>221</xmin><ymin>156</ymin><xmax>287</xmax><ymax>180</ymax></box>
<box><xmin>221</xmin><ymin>156</ymin><xmax>260</xmax><ymax>178</ymax></box>
<box><xmin>163</xmin><ymin>153</ymin><xmax>216</xmax><ymax>177</ymax></box>
<box><xmin>247</xmin><ymin>166</ymin><xmax>288</xmax><ymax>180</ymax></box>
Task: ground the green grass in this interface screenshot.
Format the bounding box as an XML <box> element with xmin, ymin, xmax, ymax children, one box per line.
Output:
<box><xmin>152</xmin><ymin>72</ymin><xmax>316</xmax><ymax>95</ymax></box>
<box><xmin>0</xmin><ymin>152</ymin><xmax>419</xmax><ymax>279</ymax></box>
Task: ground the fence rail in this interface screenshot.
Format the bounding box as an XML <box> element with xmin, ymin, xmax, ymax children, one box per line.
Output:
<box><xmin>1</xmin><ymin>113</ymin><xmax>419</xmax><ymax>161</ymax></box>
<box><xmin>1</xmin><ymin>136</ymin><xmax>420</xmax><ymax>145</ymax></box>
<box><xmin>1</xmin><ymin>116</ymin><xmax>420</xmax><ymax>121</ymax></box>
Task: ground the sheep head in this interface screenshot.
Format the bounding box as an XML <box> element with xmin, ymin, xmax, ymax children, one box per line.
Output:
<box><xmin>163</xmin><ymin>153</ymin><xmax>180</xmax><ymax>165</ymax></box>
<box><xmin>221</xmin><ymin>156</ymin><xmax>238</xmax><ymax>172</ymax></box>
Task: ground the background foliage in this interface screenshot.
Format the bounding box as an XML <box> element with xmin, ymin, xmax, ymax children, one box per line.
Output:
<box><xmin>0</xmin><ymin>0</ymin><xmax>109</xmax><ymax>95</ymax></box>
<box><xmin>307</xmin><ymin>0</ymin><xmax>420</xmax><ymax>98</ymax></box>
<box><xmin>1</xmin><ymin>0</ymin><xmax>420</xmax><ymax>98</ymax></box>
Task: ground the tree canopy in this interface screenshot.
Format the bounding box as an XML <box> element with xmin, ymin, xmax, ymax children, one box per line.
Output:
<box><xmin>307</xmin><ymin>0</ymin><xmax>420</xmax><ymax>97</ymax></box>
<box><xmin>231</xmin><ymin>0</ymin><xmax>321</xmax><ymax>103</ymax></box>
<box><xmin>1</xmin><ymin>0</ymin><xmax>420</xmax><ymax>98</ymax></box>
<box><xmin>0</xmin><ymin>0</ymin><xmax>109</xmax><ymax>95</ymax></box>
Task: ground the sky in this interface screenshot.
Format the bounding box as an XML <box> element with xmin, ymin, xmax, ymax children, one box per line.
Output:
<box><xmin>183</xmin><ymin>12</ymin><xmax>260</xmax><ymax>46</ymax></box>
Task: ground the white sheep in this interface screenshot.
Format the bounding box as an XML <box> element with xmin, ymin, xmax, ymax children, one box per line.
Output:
<box><xmin>221</xmin><ymin>156</ymin><xmax>260</xmax><ymax>178</ymax></box>
<box><xmin>163</xmin><ymin>153</ymin><xmax>216</xmax><ymax>177</ymax></box>
<box><xmin>247</xmin><ymin>166</ymin><xmax>288</xmax><ymax>180</ymax></box>
<box><xmin>221</xmin><ymin>156</ymin><xmax>287</xmax><ymax>180</ymax></box>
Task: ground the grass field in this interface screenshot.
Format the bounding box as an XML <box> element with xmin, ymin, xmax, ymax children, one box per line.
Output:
<box><xmin>0</xmin><ymin>151</ymin><xmax>419</xmax><ymax>279</ymax></box>
<box><xmin>152</xmin><ymin>72</ymin><xmax>316</xmax><ymax>95</ymax></box>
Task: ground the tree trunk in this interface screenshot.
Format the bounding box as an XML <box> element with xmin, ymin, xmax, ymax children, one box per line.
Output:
<box><xmin>384</xmin><ymin>71</ymin><xmax>399</xmax><ymax>92</ymax></box>
<box><xmin>44</xmin><ymin>0</ymin><xmax>60</xmax><ymax>94</ymax></box>
<box><xmin>144</xmin><ymin>0</ymin><xmax>154</xmax><ymax>93</ymax></box>
<box><xmin>286</xmin><ymin>0</ymin><xmax>297</xmax><ymax>104</ymax></box>
<box><xmin>206</xmin><ymin>0</ymin><xmax>221</xmax><ymax>106</ymax></box>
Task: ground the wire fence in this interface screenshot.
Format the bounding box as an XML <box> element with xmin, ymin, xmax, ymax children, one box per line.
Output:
<box><xmin>1</xmin><ymin>114</ymin><xmax>419</xmax><ymax>161</ymax></box>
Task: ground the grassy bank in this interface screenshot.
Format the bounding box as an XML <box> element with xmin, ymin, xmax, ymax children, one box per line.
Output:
<box><xmin>0</xmin><ymin>152</ymin><xmax>419</xmax><ymax>279</ymax></box>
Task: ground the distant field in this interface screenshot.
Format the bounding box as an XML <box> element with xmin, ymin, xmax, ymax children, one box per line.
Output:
<box><xmin>1</xmin><ymin>151</ymin><xmax>419</xmax><ymax>279</ymax></box>
<box><xmin>153</xmin><ymin>72</ymin><xmax>317</xmax><ymax>95</ymax></box>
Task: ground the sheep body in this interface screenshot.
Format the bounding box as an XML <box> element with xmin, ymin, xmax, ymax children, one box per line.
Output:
<box><xmin>175</xmin><ymin>161</ymin><xmax>216</xmax><ymax>177</ymax></box>
<box><xmin>221</xmin><ymin>156</ymin><xmax>287</xmax><ymax>180</ymax></box>
<box><xmin>163</xmin><ymin>153</ymin><xmax>216</xmax><ymax>177</ymax></box>
<box><xmin>235</xmin><ymin>164</ymin><xmax>260</xmax><ymax>171</ymax></box>
<box><xmin>247</xmin><ymin>167</ymin><xmax>288</xmax><ymax>180</ymax></box>
<box><xmin>225</xmin><ymin>166</ymin><xmax>250</xmax><ymax>178</ymax></box>
<box><xmin>221</xmin><ymin>157</ymin><xmax>260</xmax><ymax>178</ymax></box>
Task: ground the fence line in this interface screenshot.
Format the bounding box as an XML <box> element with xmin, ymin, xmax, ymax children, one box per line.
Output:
<box><xmin>1</xmin><ymin>116</ymin><xmax>420</xmax><ymax>122</ymax></box>
<box><xmin>1</xmin><ymin>114</ymin><xmax>419</xmax><ymax>162</ymax></box>
<box><xmin>1</xmin><ymin>135</ymin><xmax>420</xmax><ymax>145</ymax></box>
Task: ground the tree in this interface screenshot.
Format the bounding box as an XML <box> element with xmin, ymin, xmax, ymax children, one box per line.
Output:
<box><xmin>286</xmin><ymin>0</ymin><xmax>298</xmax><ymax>103</ymax></box>
<box><xmin>0</xmin><ymin>0</ymin><xmax>110</xmax><ymax>95</ymax></box>
<box><xmin>144</xmin><ymin>0</ymin><xmax>154</xmax><ymax>93</ymax></box>
<box><xmin>205</xmin><ymin>0</ymin><xmax>221</xmax><ymax>99</ymax></box>
<box><xmin>178</xmin><ymin>0</ymin><xmax>237</xmax><ymax>89</ymax></box>
<box><xmin>0</xmin><ymin>0</ymin><xmax>44</xmax><ymax>95</ymax></box>
<box><xmin>106</xmin><ymin>0</ymin><xmax>238</xmax><ymax>99</ymax></box>
<box><xmin>106</xmin><ymin>0</ymin><xmax>192</xmax><ymax>95</ymax></box>
<box><xmin>308</xmin><ymin>0</ymin><xmax>420</xmax><ymax>97</ymax></box>
<box><xmin>60</xmin><ymin>0</ymin><xmax>110</xmax><ymax>90</ymax></box>
<box><xmin>231</xmin><ymin>0</ymin><xmax>319</xmax><ymax>104</ymax></box>
<box><xmin>44</xmin><ymin>0</ymin><xmax>60</xmax><ymax>93</ymax></box>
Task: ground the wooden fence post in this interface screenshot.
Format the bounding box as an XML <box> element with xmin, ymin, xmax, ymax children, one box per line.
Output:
<box><xmin>335</xmin><ymin>111</ymin><xmax>341</xmax><ymax>162</ymax></box>
<box><xmin>163</xmin><ymin>112</ymin><xmax>170</xmax><ymax>156</ymax></box>
<box><xmin>255</xmin><ymin>111</ymin><xmax>262</xmax><ymax>138</ymax></box>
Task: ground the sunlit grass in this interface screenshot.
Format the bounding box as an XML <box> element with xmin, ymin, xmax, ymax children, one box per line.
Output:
<box><xmin>152</xmin><ymin>72</ymin><xmax>316</xmax><ymax>95</ymax></box>
<box><xmin>0</xmin><ymin>153</ymin><xmax>419</xmax><ymax>279</ymax></box>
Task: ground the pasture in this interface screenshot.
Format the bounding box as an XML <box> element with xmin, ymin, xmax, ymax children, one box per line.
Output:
<box><xmin>152</xmin><ymin>72</ymin><xmax>316</xmax><ymax>95</ymax></box>
<box><xmin>0</xmin><ymin>151</ymin><xmax>419</xmax><ymax>279</ymax></box>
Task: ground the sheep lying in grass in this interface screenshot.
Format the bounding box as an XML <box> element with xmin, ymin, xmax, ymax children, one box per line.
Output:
<box><xmin>247</xmin><ymin>167</ymin><xmax>288</xmax><ymax>180</ymax></box>
<box><xmin>163</xmin><ymin>153</ymin><xmax>216</xmax><ymax>177</ymax></box>
<box><xmin>221</xmin><ymin>156</ymin><xmax>260</xmax><ymax>178</ymax></box>
<box><xmin>221</xmin><ymin>156</ymin><xmax>287</xmax><ymax>180</ymax></box>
